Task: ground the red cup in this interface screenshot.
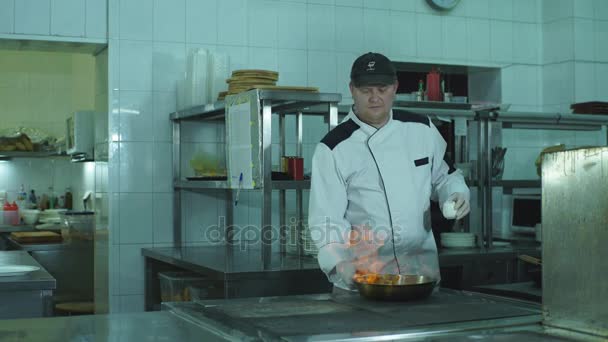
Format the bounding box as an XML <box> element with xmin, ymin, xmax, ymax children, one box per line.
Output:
<box><xmin>288</xmin><ymin>157</ymin><xmax>304</xmax><ymax>180</ymax></box>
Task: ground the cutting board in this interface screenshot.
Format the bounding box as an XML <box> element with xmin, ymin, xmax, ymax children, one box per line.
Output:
<box><xmin>10</xmin><ymin>231</ymin><xmax>63</xmax><ymax>244</ymax></box>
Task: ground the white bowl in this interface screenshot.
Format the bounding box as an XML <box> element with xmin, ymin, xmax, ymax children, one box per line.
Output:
<box><xmin>20</xmin><ymin>209</ymin><xmax>41</xmax><ymax>225</ymax></box>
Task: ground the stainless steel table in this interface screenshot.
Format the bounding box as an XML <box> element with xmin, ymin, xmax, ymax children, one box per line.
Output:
<box><xmin>162</xmin><ymin>289</ymin><xmax>564</xmax><ymax>341</ymax></box>
<box><xmin>0</xmin><ymin>250</ymin><xmax>56</xmax><ymax>318</ymax></box>
<box><xmin>0</xmin><ymin>310</ymin><xmax>225</xmax><ymax>342</ymax></box>
<box><xmin>142</xmin><ymin>245</ymin><xmax>541</xmax><ymax>310</ymax></box>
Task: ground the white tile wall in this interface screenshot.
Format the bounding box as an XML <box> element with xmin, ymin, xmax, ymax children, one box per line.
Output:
<box><xmin>334</xmin><ymin>5</ymin><xmax>364</xmax><ymax>53</ymax></box>
<box><xmin>278</xmin><ymin>2</ymin><xmax>307</xmax><ymax>49</ymax></box>
<box><xmin>594</xmin><ymin>0</ymin><xmax>608</xmax><ymax>20</ymax></box>
<box><xmin>417</xmin><ymin>14</ymin><xmax>443</xmax><ymax>59</ymax></box>
<box><xmin>249</xmin><ymin>47</ymin><xmax>279</xmax><ymax>70</ymax></box>
<box><xmin>363</xmin><ymin>9</ymin><xmax>391</xmax><ymax>52</ymax></box>
<box><xmin>152</xmin><ymin>142</ymin><xmax>173</xmax><ymax>193</ymax></box>
<box><xmin>543</xmin><ymin>19</ymin><xmax>573</xmax><ymax>64</ymax></box>
<box><xmin>51</xmin><ymin>0</ymin><xmax>85</xmax><ymax>37</ymax></box>
<box><xmin>152</xmin><ymin>42</ymin><xmax>186</xmax><ymax>92</ymax></box>
<box><xmin>153</xmin><ymin>0</ymin><xmax>185</xmax><ymax>42</ymax></box>
<box><xmin>119</xmin><ymin>193</ymin><xmax>153</xmax><ymax>244</ymax></box>
<box><xmin>153</xmin><ymin>91</ymin><xmax>176</xmax><ymax>142</ymax></box>
<box><xmin>119</xmin><ymin>40</ymin><xmax>153</xmax><ymax>91</ymax></box>
<box><xmin>0</xmin><ymin>0</ymin><xmax>14</xmax><ymax>34</ymax></box>
<box><xmin>308</xmin><ymin>4</ymin><xmax>335</xmax><ymax>51</ymax></box>
<box><xmin>248</xmin><ymin>0</ymin><xmax>278</xmax><ymax>48</ymax></box>
<box><xmin>490</xmin><ymin>20</ymin><xmax>513</xmax><ymax>63</ymax></box>
<box><xmin>119</xmin><ymin>0</ymin><xmax>153</xmax><ymax>41</ymax></box>
<box><xmin>185</xmin><ymin>0</ymin><xmax>217</xmax><ymax>44</ymax></box>
<box><xmin>466</xmin><ymin>0</ymin><xmax>489</xmax><ymax>19</ymax></box>
<box><xmin>86</xmin><ymin>0</ymin><xmax>108</xmax><ymax>38</ymax></box>
<box><xmin>390</xmin><ymin>0</ymin><xmax>415</xmax><ymax>12</ymax></box>
<box><xmin>513</xmin><ymin>23</ymin><xmax>540</xmax><ymax>64</ymax></box>
<box><xmin>218</xmin><ymin>0</ymin><xmax>248</xmax><ymax>45</ymax></box>
<box><xmin>489</xmin><ymin>0</ymin><xmax>513</xmax><ymax>21</ymax></box>
<box><xmin>574</xmin><ymin>0</ymin><xmax>594</xmax><ymax>18</ymax></box>
<box><xmin>542</xmin><ymin>0</ymin><xmax>572</xmax><ymax>23</ymax></box>
<box><xmin>14</xmin><ymin>0</ymin><xmax>50</xmax><ymax>35</ymax></box>
<box><xmin>118</xmin><ymin>142</ymin><xmax>154</xmax><ymax>192</ymax></box>
<box><xmin>118</xmin><ymin>244</ymin><xmax>151</xmax><ymax>295</ymax></box>
<box><xmin>443</xmin><ymin>15</ymin><xmax>467</xmax><ymax>61</ymax></box>
<box><xmin>277</xmin><ymin>49</ymin><xmax>308</xmax><ymax>86</ymax></box>
<box><xmin>594</xmin><ymin>20</ymin><xmax>608</xmax><ymax>62</ymax></box>
<box><xmin>153</xmin><ymin>192</ymin><xmax>174</xmax><ymax>243</ymax></box>
<box><xmin>574</xmin><ymin>18</ymin><xmax>595</xmax><ymax>61</ymax></box>
<box><xmin>307</xmin><ymin>50</ymin><xmax>337</xmax><ymax>93</ymax></box>
<box><xmin>389</xmin><ymin>11</ymin><xmax>416</xmax><ymax>59</ymax></box>
<box><xmin>118</xmin><ymin>91</ymin><xmax>154</xmax><ymax>142</ymax></box>
<box><xmin>513</xmin><ymin>0</ymin><xmax>539</xmax><ymax>23</ymax></box>
<box><xmin>595</xmin><ymin>63</ymin><xmax>608</xmax><ymax>101</ymax></box>
<box><xmin>466</xmin><ymin>18</ymin><xmax>491</xmax><ymax>62</ymax></box>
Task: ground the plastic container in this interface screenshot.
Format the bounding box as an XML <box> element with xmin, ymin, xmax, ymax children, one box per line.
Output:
<box><xmin>61</xmin><ymin>211</ymin><xmax>95</xmax><ymax>240</ymax></box>
<box><xmin>4</xmin><ymin>202</ymin><xmax>19</xmax><ymax>225</ymax></box>
<box><xmin>158</xmin><ymin>272</ymin><xmax>210</xmax><ymax>302</ymax></box>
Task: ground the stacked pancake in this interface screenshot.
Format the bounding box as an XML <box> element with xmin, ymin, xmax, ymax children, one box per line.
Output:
<box><xmin>219</xmin><ymin>69</ymin><xmax>279</xmax><ymax>100</ymax></box>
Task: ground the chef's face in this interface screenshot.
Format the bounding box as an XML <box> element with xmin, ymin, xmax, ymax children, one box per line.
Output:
<box><xmin>350</xmin><ymin>81</ymin><xmax>398</xmax><ymax>128</ymax></box>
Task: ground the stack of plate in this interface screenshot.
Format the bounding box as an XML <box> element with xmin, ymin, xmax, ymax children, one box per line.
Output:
<box><xmin>441</xmin><ymin>232</ymin><xmax>476</xmax><ymax>248</ymax></box>
<box><xmin>222</xmin><ymin>69</ymin><xmax>279</xmax><ymax>98</ymax></box>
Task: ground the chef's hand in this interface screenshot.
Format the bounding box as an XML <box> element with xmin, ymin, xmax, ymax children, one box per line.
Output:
<box><xmin>448</xmin><ymin>192</ymin><xmax>470</xmax><ymax>220</ymax></box>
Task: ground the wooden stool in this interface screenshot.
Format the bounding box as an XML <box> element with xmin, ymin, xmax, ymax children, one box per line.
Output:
<box><xmin>54</xmin><ymin>302</ymin><xmax>95</xmax><ymax>316</ymax></box>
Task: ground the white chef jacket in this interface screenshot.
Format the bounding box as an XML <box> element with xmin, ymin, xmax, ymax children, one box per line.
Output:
<box><xmin>308</xmin><ymin>108</ymin><xmax>469</xmax><ymax>290</ymax></box>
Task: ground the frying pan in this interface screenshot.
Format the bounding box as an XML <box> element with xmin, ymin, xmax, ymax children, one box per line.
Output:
<box><xmin>353</xmin><ymin>274</ymin><xmax>436</xmax><ymax>301</ymax></box>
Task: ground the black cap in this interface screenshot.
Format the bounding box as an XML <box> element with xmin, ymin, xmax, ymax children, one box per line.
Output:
<box><xmin>350</xmin><ymin>52</ymin><xmax>397</xmax><ymax>87</ymax></box>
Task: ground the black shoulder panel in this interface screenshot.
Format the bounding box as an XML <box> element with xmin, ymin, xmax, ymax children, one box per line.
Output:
<box><xmin>320</xmin><ymin>119</ymin><xmax>360</xmax><ymax>150</ymax></box>
<box><xmin>393</xmin><ymin>110</ymin><xmax>430</xmax><ymax>127</ymax></box>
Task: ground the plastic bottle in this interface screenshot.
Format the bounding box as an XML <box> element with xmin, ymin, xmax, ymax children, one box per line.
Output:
<box><xmin>17</xmin><ymin>185</ymin><xmax>27</xmax><ymax>211</ymax></box>
<box><xmin>7</xmin><ymin>202</ymin><xmax>19</xmax><ymax>225</ymax></box>
<box><xmin>29</xmin><ymin>190</ymin><xmax>37</xmax><ymax>208</ymax></box>
<box><xmin>48</xmin><ymin>186</ymin><xmax>57</xmax><ymax>209</ymax></box>
<box><xmin>65</xmin><ymin>187</ymin><xmax>73</xmax><ymax>210</ymax></box>
<box><xmin>3</xmin><ymin>200</ymin><xmax>10</xmax><ymax>225</ymax></box>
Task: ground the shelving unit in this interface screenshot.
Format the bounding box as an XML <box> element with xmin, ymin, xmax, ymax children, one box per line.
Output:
<box><xmin>170</xmin><ymin>89</ymin><xmax>341</xmax><ymax>269</ymax></box>
<box><xmin>476</xmin><ymin>110</ymin><xmax>608</xmax><ymax>248</ymax></box>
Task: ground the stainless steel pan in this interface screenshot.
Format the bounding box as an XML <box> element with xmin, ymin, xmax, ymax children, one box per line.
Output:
<box><xmin>353</xmin><ymin>274</ymin><xmax>436</xmax><ymax>301</ymax></box>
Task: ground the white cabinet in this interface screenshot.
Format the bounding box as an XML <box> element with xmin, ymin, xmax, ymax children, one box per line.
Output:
<box><xmin>0</xmin><ymin>0</ymin><xmax>15</xmax><ymax>34</ymax></box>
<box><xmin>15</xmin><ymin>0</ymin><xmax>51</xmax><ymax>35</ymax></box>
<box><xmin>51</xmin><ymin>0</ymin><xmax>86</xmax><ymax>37</ymax></box>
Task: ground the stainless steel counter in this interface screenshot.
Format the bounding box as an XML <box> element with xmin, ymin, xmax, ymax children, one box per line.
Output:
<box><xmin>0</xmin><ymin>250</ymin><xmax>56</xmax><ymax>318</ymax></box>
<box><xmin>0</xmin><ymin>310</ymin><xmax>226</xmax><ymax>342</ymax></box>
<box><xmin>0</xmin><ymin>250</ymin><xmax>55</xmax><ymax>291</ymax></box>
<box><xmin>0</xmin><ymin>224</ymin><xmax>36</xmax><ymax>233</ymax></box>
<box><xmin>163</xmin><ymin>289</ymin><xmax>551</xmax><ymax>341</ymax></box>
<box><xmin>142</xmin><ymin>245</ymin><xmax>541</xmax><ymax>309</ymax></box>
<box><xmin>143</xmin><ymin>245</ymin><xmax>540</xmax><ymax>278</ymax></box>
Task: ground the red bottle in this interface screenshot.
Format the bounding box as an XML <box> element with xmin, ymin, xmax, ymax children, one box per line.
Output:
<box><xmin>426</xmin><ymin>68</ymin><xmax>442</xmax><ymax>102</ymax></box>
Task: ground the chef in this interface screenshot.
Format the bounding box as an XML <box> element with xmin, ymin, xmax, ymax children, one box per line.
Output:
<box><xmin>308</xmin><ymin>52</ymin><xmax>470</xmax><ymax>291</ymax></box>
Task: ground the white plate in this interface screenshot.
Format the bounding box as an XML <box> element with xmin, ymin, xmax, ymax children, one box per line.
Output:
<box><xmin>0</xmin><ymin>265</ymin><xmax>40</xmax><ymax>277</ymax></box>
<box><xmin>442</xmin><ymin>240</ymin><xmax>476</xmax><ymax>248</ymax></box>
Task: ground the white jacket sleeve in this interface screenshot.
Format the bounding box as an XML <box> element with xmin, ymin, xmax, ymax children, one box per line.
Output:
<box><xmin>308</xmin><ymin>143</ymin><xmax>352</xmax><ymax>282</ymax></box>
<box><xmin>429</xmin><ymin>121</ymin><xmax>470</xmax><ymax>205</ymax></box>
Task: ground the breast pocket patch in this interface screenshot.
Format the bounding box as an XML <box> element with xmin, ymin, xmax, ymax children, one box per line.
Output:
<box><xmin>414</xmin><ymin>157</ymin><xmax>429</xmax><ymax>167</ymax></box>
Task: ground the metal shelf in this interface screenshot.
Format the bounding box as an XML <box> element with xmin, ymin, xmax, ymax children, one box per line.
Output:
<box><xmin>170</xmin><ymin>90</ymin><xmax>342</xmax><ymax>121</ymax></box>
<box><xmin>174</xmin><ymin>180</ymin><xmax>311</xmax><ymax>190</ymax></box>
<box><xmin>468</xmin><ymin>179</ymin><xmax>541</xmax><ymax>188</ymax></box>
<box><xmin>0</xmin><ymin>151</ymin><xmax>67</xmax><ymax>159</ymax></box>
